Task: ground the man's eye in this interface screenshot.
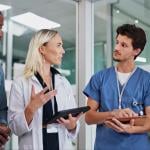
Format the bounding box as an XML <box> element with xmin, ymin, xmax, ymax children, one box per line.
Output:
<box><xmin>122</xmin><ymin>44</ymin><xmax>127</xmax><ymax>47</ymax></box>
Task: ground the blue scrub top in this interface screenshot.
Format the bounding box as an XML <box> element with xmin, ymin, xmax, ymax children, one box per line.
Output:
<box><xmin>83</xmin><ymin>66</ymin><xmax>150</xmax><ymax>150</ymax></box>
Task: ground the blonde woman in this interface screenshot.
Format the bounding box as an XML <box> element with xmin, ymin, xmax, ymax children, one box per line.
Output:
<box><xmin>8</xmin><ymin>29</ymin><xmax>80</xmax><ymax>150</ymax></box>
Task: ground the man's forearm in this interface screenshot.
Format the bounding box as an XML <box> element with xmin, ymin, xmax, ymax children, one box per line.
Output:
<box><xmin>85</xmin><ymin>110</ymin><xmax>113</xmax><ymax>125</ymax></box>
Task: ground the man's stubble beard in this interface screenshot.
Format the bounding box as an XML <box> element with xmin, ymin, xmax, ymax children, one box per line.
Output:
<box><xmin>113</xmin><ymin>56</ymin><xmax>121</xmax><ymax>62</ymax></box>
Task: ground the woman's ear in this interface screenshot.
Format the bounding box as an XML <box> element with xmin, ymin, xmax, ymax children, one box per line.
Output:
<box><xmin>39</xmin><ymin>45</ymin><xmax>45</xmax><ymax>55</ymax></box>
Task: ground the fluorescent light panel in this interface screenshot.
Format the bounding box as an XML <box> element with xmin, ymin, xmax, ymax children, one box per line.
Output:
<box><xmin>0</xmin><ymin>4</ymin><xmax>11</xmax><ymax>11</ymax></box>
<box><xmin>135</xmin><ymin>56</ymin><xmax>147</xmax><ymax>63</ymax></box>
<box><xmin>57</xmin><ymin>68</ymin><xmax>71</xmax><ymax>76</ymax></box>
<box><xmin>3</xmin><ymin>21</ymin><xmax>27</xmax><ymax>36</ymax></box>
<box><xmin>11</xmin><ymin>12</ymin><xmax>61</xmax><ymax>30</ymax></box>
<box><xmin>12</xmin><ymin>23</ymin><xmax>27</xmax><ymax>36</ymax></box>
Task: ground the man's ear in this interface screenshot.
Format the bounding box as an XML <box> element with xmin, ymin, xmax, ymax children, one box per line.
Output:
<box><xmin>134</xmin><ymin>48</ymin><xmax>141</xmax><ymax>56</ymax></box>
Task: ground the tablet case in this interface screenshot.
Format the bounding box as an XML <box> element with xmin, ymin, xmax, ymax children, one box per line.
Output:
<box><xmin>44</xmin><ymin>106</ymin><xmax>90</xmax><ymax>125</ymax></box>
<box><xmin>107</xmin><ymin>116</ymin><xmax>147</xmax><ymax>126</ymax></box>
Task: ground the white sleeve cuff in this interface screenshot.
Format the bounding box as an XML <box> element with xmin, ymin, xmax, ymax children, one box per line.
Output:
<box><xmin>67</xmin><ymin>121</ymin><xmax>80</xmax><ymax>139</ymax></box>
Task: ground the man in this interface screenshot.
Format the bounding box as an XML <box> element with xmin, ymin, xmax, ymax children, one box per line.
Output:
<box><xmin>83</xmin><ymin>24</ymin><xmax>150</xmax><ymax>150</ymax></box>
<box><xmin>0</xmin><ymin>11</ymin><xmax>10</xmax><ymax>148</ymax></box>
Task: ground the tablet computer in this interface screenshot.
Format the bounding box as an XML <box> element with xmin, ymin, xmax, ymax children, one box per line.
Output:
<box><xmin>106</xmin><ymin>116</ymin><xmax>147</xmax><ymax>126</ymax></box>
<box><xmin>44</xmin><ymin>106</ymin><xmax>90</xmax><ymax>125</ymax></box>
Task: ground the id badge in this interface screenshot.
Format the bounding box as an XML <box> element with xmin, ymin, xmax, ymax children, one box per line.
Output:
<box><xmin>46</xmin><ymin>124</ymin><xmax>58</xmax><ymax>133</ymax></box>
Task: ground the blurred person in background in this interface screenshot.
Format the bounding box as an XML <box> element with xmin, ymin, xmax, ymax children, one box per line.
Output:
<box><xmin>0</xmin><ymin>11</ymin><xmax>11</xmax><ymax>148</ymax></box>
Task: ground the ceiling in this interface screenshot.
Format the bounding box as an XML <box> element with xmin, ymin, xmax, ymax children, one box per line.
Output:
<box><xmin>0</xmin><ymin>0</ymin><xmax>77</xmax><ymax>61</ymax></box>
<box><xmin>0</xmin><ymin>0</ymin><xmax>150</xmax><ymax>62</ymax></box>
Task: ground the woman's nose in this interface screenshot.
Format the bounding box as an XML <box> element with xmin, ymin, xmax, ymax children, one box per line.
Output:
<box><xmin>62</xmin><ymin>47</ymin><xmax>65</xmax><ymax>54</ymax></box>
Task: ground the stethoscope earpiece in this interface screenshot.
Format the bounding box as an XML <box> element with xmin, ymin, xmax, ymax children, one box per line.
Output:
<box><xmin>132</xmin><ymin>101</ymin><xmax>138</xmax><ymax>106</ymax></box>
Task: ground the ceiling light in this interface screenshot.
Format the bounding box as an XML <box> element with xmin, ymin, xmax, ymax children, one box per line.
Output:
<box><xmin>11</xmin><ymin>12</ymin><xmax>61</xmax><ymax>31</ymax></box>
<box><xmin>134</xmin><ymin>19</ymin><xmax>139</xmax><ymax>24</ymax></box>
<box><xmin>0</xmin><ymin>4</ymin><xmax>11</xmax><ymax>11</ymax></box>
<box><xmin>57</xmin><ymin>68</ymin><xmax>71</xmax><ymax>76</ymax></box>
<box><xmin>116</xmin><ymin>10</ymin><xmax>120</xmax><ymax>14</ymax></box>
<box><xmin>135</xmin><ymin>56</ymin><xmax>146</xmax><ymax>62</ymax></box>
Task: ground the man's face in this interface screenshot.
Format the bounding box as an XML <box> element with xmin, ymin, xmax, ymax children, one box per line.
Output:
<box><xmin>0</xmin><ymin>15</ymin><xmax>4</xmax><ymax>40</ymax></box>
<box><xmin>113</xmin><ymin>34</ymin><xmax>138</xmax><ymax>62</ymax></box>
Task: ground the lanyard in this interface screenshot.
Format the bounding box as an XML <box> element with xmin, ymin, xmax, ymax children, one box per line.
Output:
<box><xmin>115</xmin><ymin>66</ymin><xmax>137</xmax><ymax>109</ymax></box>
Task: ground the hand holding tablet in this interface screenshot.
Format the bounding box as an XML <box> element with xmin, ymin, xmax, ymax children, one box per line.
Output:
<box><xmin>106</xmin><ymin>116</ymin><xmax>147</xmax><ymax>126</ymax></box>
<box><xmin>43</xmin><ymin>106</ymin><xmax>90</xmax><ymax>125</ymax></box>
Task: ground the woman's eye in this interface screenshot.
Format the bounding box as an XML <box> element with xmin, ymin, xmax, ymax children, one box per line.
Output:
<box><xmin>57</xmin><ymin>44</ymin><xmax>62</xmax><ymax>47</ymax></box>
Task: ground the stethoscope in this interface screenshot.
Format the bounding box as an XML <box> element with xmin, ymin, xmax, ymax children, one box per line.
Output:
<box><xmin>132</xmin><ymin>100</ymin><xmax>144</xmax><ymax>116</ymax></box>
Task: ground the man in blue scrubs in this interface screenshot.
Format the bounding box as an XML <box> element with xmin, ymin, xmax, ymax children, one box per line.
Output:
<box><xmin>83</xmin><ymin>24</ymin><xmax>150</xmax><ymax>150</ymax></box>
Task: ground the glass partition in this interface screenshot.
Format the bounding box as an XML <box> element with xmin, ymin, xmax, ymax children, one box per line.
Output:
<box><xmin>94</xmin><ymin>2</ymin><xmax>108</xmax><ymax>72</ymax></box>
<box><xmin>0</xmin><ymin>0</ymin><xmax>77</xmax><ymax>149</ymax></box>
<box><xmin>0</xmin><ymin>0</ymin><xmax>76</xmax><ymax>84</ymax></box>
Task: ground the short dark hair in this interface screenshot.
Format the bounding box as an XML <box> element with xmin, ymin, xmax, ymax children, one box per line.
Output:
<box><xmin>116</xmin><ymin>24</ymin><xmax>146</xmax><ymax>59</ymax></box>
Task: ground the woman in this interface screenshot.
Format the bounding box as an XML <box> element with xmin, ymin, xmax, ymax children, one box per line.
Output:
<box><xmin>8</xmin><ymin>29</ymin><xmax>81</xmax><ymax>150</ymax></box>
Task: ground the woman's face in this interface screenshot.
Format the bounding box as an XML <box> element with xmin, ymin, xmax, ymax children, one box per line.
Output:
<box><xmin>41</xmin><ymin>33</ymin><xmax>65</xmax><ymax>65</ymax></box>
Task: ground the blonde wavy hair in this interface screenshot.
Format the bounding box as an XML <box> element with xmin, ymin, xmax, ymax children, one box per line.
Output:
<box><xmin>24</xmin><ymin>29</ymin><xmax>58</xmax><ymax>78</ymax></box>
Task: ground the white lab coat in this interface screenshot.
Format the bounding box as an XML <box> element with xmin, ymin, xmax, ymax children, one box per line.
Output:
<box><xmin>8</xmin><ymin>74</ymin><xmax>80</xmax><ymax>150</ymax></box>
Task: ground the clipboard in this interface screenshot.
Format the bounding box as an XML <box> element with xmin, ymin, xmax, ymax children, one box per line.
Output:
<box><xmin>43</xmin><ymin>106</ymin><xmax>90</xmax><ymax>125</ymax></box>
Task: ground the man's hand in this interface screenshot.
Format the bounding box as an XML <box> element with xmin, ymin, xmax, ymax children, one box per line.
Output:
<box><xmin>104</xmin><ymin>108</ymin><xmax>138</xmax><ymax>133</ymax></box>
<box><xmin>0</xmin><ymin>125</ymin><xmax>11</xmax><ymax>148</ymax></box>
<box><xmin>111</xmin><ymin>108</ymin><xmax>138</xmax><ymax>118</ymax></box>
<box><xmin>105</xmin><ymin>118</ymin><xmax>135</xmax><ymax>133</ymax></box>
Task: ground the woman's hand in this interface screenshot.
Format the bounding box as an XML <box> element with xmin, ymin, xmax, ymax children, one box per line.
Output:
<box><xmin>28</xmin><ymin>85</ymin><xmax>56</xmax><ymax>112</ymax></box>
<box><xmin>25</xmin><ymin>85</ymin><xmax>56</xmax><ymax>125</ymax></box>
<box><xmin>57</xmin><ymin>113</ymin><xmax>83</xmax><ymax>132</ymax></box>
